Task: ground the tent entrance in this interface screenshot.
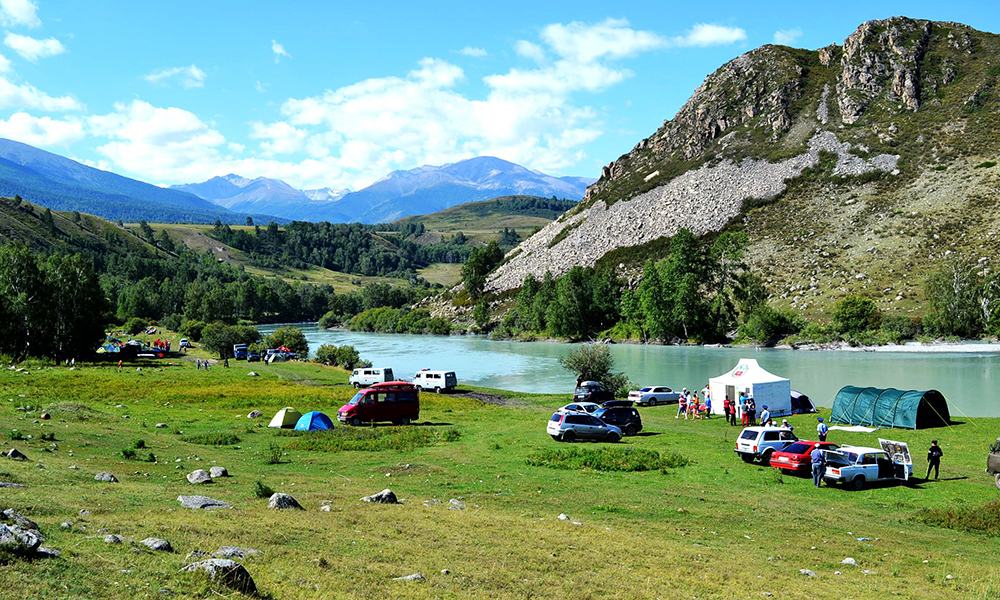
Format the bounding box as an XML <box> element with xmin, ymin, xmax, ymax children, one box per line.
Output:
<box><xmin>726</xmin><ymin>385</ymin><xmax>736</xmax><ymax>403</ymax></box>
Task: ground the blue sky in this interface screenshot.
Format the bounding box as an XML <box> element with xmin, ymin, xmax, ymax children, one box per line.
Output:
<box><xmin>0</xmin><ymin>1</ymin><xmax>997</xmax><ymax>191</ymax></box>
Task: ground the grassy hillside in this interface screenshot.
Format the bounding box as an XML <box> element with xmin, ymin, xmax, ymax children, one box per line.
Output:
<box><xmin>392</xmin><ymin>195</ymin><xmax>575</xmax><ymax>244</ymax></box>
<box><xmin>1</xmin><ymin>358</ymin><xmax>997</xmax><ymax>598</ymax></box>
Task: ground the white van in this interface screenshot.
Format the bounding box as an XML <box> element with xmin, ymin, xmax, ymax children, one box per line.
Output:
<box><xmin>412</xmin><ymin>370</ymin><xmax>457</xmax><ymax>393</ymax></box>
<box><xmin>349</xmin><ymin>367</ymin><xmax>394</xmax><ymax>388</ymax></box>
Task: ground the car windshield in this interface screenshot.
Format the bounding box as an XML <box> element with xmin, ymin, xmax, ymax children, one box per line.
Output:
<box><xmin>348</xmin><ymin>391</ymin><xmax>365</xmax><ymax>406</ymax></box>
<box><xmin>592</xmin><ymin>408</ymin><xmax>608</xmax><ymax>419</ymax></box>
<box><xmin>782</xmin><ymin>443</ymin><xmax>812</xmax><ymax>454</ymax></box>
<box><xmin>739</xmin><ymin>430</ymin><xmax>758</xmax><ymax>440</ymax></box>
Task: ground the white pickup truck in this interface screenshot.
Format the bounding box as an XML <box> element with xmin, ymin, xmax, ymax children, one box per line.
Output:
<box><xmin>823</xmin><ymin>439</ymin><xmax>912</xmax><ymax>490</ymax></box>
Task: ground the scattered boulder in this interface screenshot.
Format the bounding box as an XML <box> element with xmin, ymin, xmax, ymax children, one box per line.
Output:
<box><xmin>209</xmin><ymin>466</ymin><xmax>229</xmax><ymax>478</ymax></box>
<box><xmin>214</xmin><ymin>546</ymin><xmax>260</xmax><ymax>559</ymax></box>
<box><xmin>799</xmin><ymin>569</ymin><xmax>817</xmax><ymax>577</ymax></box>
<box><xmin>448</xmin><ymin>499</ymin><xmax>466</xmax><ymax>510</ymax></box>
<box><xmin>94</xmin><ymin>472</ymin><xmax>118</xmax><ymax>483</ymax></box>
<box><xmin>36</xmin><ymin>546</ymin><xmax>60</xmax><ymax>558</ymax></box>
<box><xmin>319</xmin><ymin>505</ymin><xmax>331</xmax><ymax>512</ymax></box>
<box><xmin>179</xmin><ymin>559</ymin><xmax>257</xmax><ymax>596</ymax></box>
<box><xmin>247</xmin><ymin>372</ymin><xmax>259</xmax><ymax>377</ymax></box>
<box><xmin>360</xmin><ymin>489</ymin><xmax>397</xmax><ymax>504</ymax></box>
<box><xmin>155</xmin><ymin>423</ymin><xmax>167</xmax><ymax>428</ymax></box>
<box><xmin>557</xmin><ymin>513</ymin><xmax>570</xmax><ymax>521</ymax></box>
<box><xmin>186</xmin><ymin>550</ymin><xmax>211</xmax><ymax>560</ymax></box>
<box><xmin>0</xmin><ymin>482</ymin><xmax>27</xmax><ymax>488</ymax></box>
<box><xmin>177</xmin><ymin>495</ymin><xmax>230</xmax><ymax>510</ymax></box>
<box><xmin>393</xmin><ymin>573</ymin><xmax>425</xmax><ymax>582</ymax></box>
<box><xmin>842</xmin><ymin>557</ymin><xmax>858</xmax><ymax>566</ymax></box>
<box><xmin>0</xmin><ymin>523</ymin><xmax>43</xmax><ymax>554</ymax></box>
<box><xmin>2</xmin><ymin>448</ymin><xmax>27</xmax><ymax>461</ymax></box>
<box><xmin>140</xmin><ymin>538</ymin><xmax>173</xmax><ymax>552</ymax></box>
<box><xmin>1</xmin><ymin>509</ymin><xmax>38</xmax><ymax>530</ymax></box>
<box><xmin>246</xmin><ymin>410</ymin><xmax>262</xmax><ymax>419</ymax></box>
<box><xmin>104</xmin><ymin>534</ymin><xmax>130</xmax><ymax>544</ymax></box>
<box><xmin>60</xmin><ymin>522</ymin><xmax>72</xmax><ymax>531</ymax></box>
<box><xmin>268</xmin><ymin>493</ymin><xmax>303</xmax><ymax>510</ymax></box>
<box><xmin>186</xmin><ymin>469</ymin><xmax>212</xmax><ymax>484</ymax></box>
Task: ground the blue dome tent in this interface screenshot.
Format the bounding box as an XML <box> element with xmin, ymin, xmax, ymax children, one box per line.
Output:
<box><xmin>294</xmin><ymin>411</ymin><xmax>335</xmax><ymax>431</ymax></box>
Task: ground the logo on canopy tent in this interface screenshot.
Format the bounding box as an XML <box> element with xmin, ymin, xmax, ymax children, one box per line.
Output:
<box><xmin>733</xmin><ymin>364</ymin><xmax>749</xmax><ymax>377</ymax></box>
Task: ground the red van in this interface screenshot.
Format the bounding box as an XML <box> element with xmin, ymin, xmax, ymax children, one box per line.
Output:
<box><xmin>337</xmin><ymin>381</ymin><xmax>420</xmax><ymax>426</ymax></box>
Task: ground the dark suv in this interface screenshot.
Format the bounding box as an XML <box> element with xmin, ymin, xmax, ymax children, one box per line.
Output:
<box><xmin>573</xmin><ymin>381</ymin><xmax>615</xmax><ymax>403</ymax></box>
<box><xmin>592</xmin><ymin>400</ymin><xmax>643</xmax><ymax>436</ymax></box>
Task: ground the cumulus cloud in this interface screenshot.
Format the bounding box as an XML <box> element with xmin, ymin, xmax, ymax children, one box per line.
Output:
<box><xmin>0</xmin><ymin>53</ymin><xmax>11</xmax><ymax>73</ymax></box>
<box><xmin>773</xmin><ymin>27</ymin><xmax>803</xmax><ymax>45</ymax></box>
<box><xmin>249</xmin><ymin>120</ymin><xmax>308</xmax><ymax>155</ymax></box>
<box><xmin>0</xmin><ymin>111</ymin><xmax>84</xmax><ymax>146</ymax></box>
<box><xmin>0</xmin><ymin>0</ymin><xmax>40</xmax><ymax>28</ymax></box>
<box><xmin>271</xmin><ymin>39</ymin><xmax>290</xmax><ymax>63</ymax></box>
<box><xmin>514</xmin><ymin>40</ymin><xmax>546</xmax><ymax>63</ymax></box>
<box><xmin>0</xmin><ymin>76</ymin><xmax>81</xmax><ymax>111</ymax></box>
<box><xmin>144</xmin><ymin>65</ymin><xmax>207</xmax><ymax>88</ymax></box>
<box><xmin>672</xmin><ymin>23</ymin><xmax>746</xmax><ymax>47</ymax></box>
<box><xmin>458</xmin><ymin>46</ymin><xmax>487</xmax><ymax>57</ymax></box>
<box><xmin>4</xmin><ymin>32</ymin><xmax>64</xmax><ymax>61</ymax></box>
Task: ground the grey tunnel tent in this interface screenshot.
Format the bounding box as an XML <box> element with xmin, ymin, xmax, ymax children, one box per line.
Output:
<box><xmin>830</xmin><ymin>386</ymin><xmax>951</xmax><ymax>429</ymax></box>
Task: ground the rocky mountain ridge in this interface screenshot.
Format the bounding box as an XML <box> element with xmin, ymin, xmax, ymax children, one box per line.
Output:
<box><xmin>484</xmin><ymin>16</ymin><xmax>1000</xmax><ymax>319</ymax></box>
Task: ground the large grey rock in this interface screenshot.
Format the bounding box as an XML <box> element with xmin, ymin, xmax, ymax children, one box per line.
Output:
<box><xmin>246</xmin><ymin>410</ymin><xmax>262</xmax><ymax>419</ymax></box>
<box><xmin>209</xmin><ymin>466</ymin><xmax>229</xmax><ymax>478</ymax></box>
<box><xmin>268</xmin><ymin>493</ymin><xmax>303</xmax><ymax>510</ymax></box>
<box><xmin>214</xmin><ymin>546</ymin><xmax>260</xmax><ymax>559</ymax></box>
<box><xmin>186</xmin><ymin>469</ymin><xmax>212</xmax><ymax>484</ymax></box>
<box><xmin>36</xmin><ymin>546</ymin><xmax>60</xmax><ymax>558</ymax></box>
<box><xmin>360</xmin><ymin>489</ymin><xmax>397</xmax><ymax>504</ymax></box>
<box><xmin>179</xmin><ymin>559</ymin><xmax>257</xmax><ymax>596</ymax></box>
<box><xmin>0</xmin><ymin>482</ymin><xmax>27</xmax><ymax>488</ymax></box>
<box><xmin>1</xmin><ymin>509</ymin><xmax>38</xmax><ymax>530</ymax></box>
<box><xmin>177</xmin><ymin>495</ymin><xmax>230</xmax><ymax>510</ymax></box>
<box><xmin>94</xmin><ymin>472</ymin><xmax>118</xmax><ymax>483</ymax></box>
<box><xmin>0</xmin><ymin>523</ymin><xmax>44</xmax><ymax>553</ymax></box>
<box><xmin>140</xmin><ymin>537</ymin><xmax>173</xmax><ymax>552</ymax></box>
<box><xmin>2</xmin><ymin>448</ymin><xmax>27</xmax><ymax>461</ymax></box>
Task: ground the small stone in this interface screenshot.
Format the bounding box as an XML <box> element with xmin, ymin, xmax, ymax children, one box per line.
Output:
<box><xmin>557</xmin><ymin>513</ymin><xmax>569</xmax><ymax>521</ymax></box>
<box><xmin>799</xmin><ymin>569</ymin><xmax>817</xmax><ymax>577</ymax></box>
<box><xmin>209</xmin><ymin>466</ymin><xmax>229</xmax><ymax>478</ymax></box>
<box><xmin>247</xmin><ymin>372</ymin><xmax>259</xmax><ymax>377</ymax></box>
<box><xmin>94</xmin><ymin>472</ymin><xmax>118</xmax><ymax>483</ymax></box>
<box><xmin>140</xmin><ymin>538</ymin><xmax>173</xmax><ymax>552</ymax></box>
<box><xmin>360</xmin><ymin>489</ymin><xmax>397</xmax><ymax>504</ymax></box>
<box><xmin>155</xmin><ymin>423</ymin><xmax>167</xmax><ymax>428</ymax></box>
<box><xmin>0</xmin><ymin>482</ymin><xmax>27</xmax><ymax>488</ymax></box>
<box><xmin>946</xmin><ymin>574</ymin><xmax>954</xmax><ymax>580</ymax></box>
<box><xmin>186</xmin><ymin>470</ymin><xmax>212</xmax><ymax>484</ymax></box>
<box><xmin>214</xmin><ymin>546</ymin><xmax>260</xmax><ymax>559</ymax></box>
<box><xmin>319</xmin><ymin>505</ymin><xmax>331</xmax><ymax>512</ymax></box>
<box><xmin>60</xmin><ymin>522</ymin><xmax>72</xmax><ymax>531</ymax></box>
<box><xmin>186</xmin><ymin>550</ymin><xmax>211</xmax><ymax>560</ymax></box>
<box><xmin>177</xmin><ymin>495</ymin><xmax>229</xmax><ymax>510</ymax></box>
<box><xmin>179</xmin><ymin>559</ymin><xmax>257</xmax><ymax>596</ymax></box>
<box><xmin>246</xmin><ymin>410</ymin><xmax>262</xmax><ymax>419</ymax></box>
<box><xmin>392</xmin><ymin>573</ymin><xmax>425</xmax><ymax>582</ymax></box>
<box><xmin>441</xmin><ymin>569</ymin><xmax>450</xmax><ymax>575</ymax></box>
<box><xmin>268</xmin><ymin>493</ymin><xmax>303</xmax><ymax>510</ymax></box>
<box><xmin>448</xmin><ymin>499</ymin><xmax>466</xmax><ymax>510</ymax></box>
<box><xmin>104</xmin><ymin>534</ymin><xmax>129</xmax><ymax>544</ymax></box>
<box><xmin>78</xmin><ymin>509</ymin><xmax>90</xmax><ymax>517</ymax></box>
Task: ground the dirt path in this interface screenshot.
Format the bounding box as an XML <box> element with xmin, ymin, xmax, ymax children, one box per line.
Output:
<box><xmin>451</xmin><ymin>391</ymin><xmax>529</xmax><ymax>407</ymax></box>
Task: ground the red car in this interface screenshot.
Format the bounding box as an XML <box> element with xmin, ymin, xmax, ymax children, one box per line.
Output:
<box><xmin>770</xmin><ymin>441</ymin><xmax>839</xmax><ymax>473</ymax></box>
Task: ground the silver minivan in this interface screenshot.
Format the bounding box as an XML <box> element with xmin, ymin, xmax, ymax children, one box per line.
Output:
<box><xmin>349</xmin><ymin>367</ymin><xmax>394</xmax><ymax>388</ymax></box>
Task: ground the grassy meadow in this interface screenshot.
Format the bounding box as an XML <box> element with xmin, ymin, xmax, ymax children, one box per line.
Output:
<box><xmin>1</xmin><ymin>355</ymin><xmax>1000</xmax><ymax>599</ymax></box>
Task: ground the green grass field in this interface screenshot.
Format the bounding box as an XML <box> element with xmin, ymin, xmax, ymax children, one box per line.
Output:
<box><xmin>1</xmin><ymin>357</ymin><xmax>999</xmax><ymax>599</ymax></box>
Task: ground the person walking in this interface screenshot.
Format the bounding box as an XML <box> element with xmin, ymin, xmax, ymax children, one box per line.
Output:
<box><xmin>926</xmin><ymin>440</ymin><xmax>943</xmax><ymax>480</ymax></box>
<box><xmin>677</xmin><ymin>389</ymin><xmax>688</xmax><ymax>419</ymax></box>
<box><xmin>117</xmin><ymin>359</ymin><xmax>123</xmax><ymax>372</ymax></box>
<box><xmin>811</xmin><ymin>446</ymin><xmax>826</xmax><ymax>487</ymax></box>
<box><xmin>816</xmin><ymin>417</ymin><xmax>829</xmax><ymax>442</ymax></box>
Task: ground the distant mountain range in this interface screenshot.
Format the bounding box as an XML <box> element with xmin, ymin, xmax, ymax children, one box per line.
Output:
<box><xmin>174</xmin><ymin>156</ymin><xmax>595</xmax><ymax>223</ymax></box>
<box><xmin>0</xmin><ymin>138</ymin><xmax>282</xmax><ymax>224</ymax></box>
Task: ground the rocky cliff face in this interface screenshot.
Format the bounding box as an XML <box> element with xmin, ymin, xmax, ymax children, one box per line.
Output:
<box><xmin>479</xmin><ymin>17</ymin><xmax>1000</xmax><ymax>318</ymax></box>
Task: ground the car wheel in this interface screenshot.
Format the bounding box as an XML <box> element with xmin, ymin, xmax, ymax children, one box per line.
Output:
<box><xmin>625</xmin><ymin>424</ymin><xmax>638</xmax><ymax>436</ymax></box>
<box><xmin>761</xmin><ymin>449</ymin><xmax>774</xmax><ymax>464</ymax></box>
<box><xmin>350</xmin><ymin>416</ymin><xmax>362</xmax><ymax>427</ymax></box>
<box><xmin>851</xmin><ymin>476</ymin><xmax>866</xmax><ymax>491</ymax></box>
<box><xmin>415</xmin><ymin>386</ymin><xmax>422</xmax><ymax>392</ymax></box>
<box><xmin>551</xmin><ymin>435</ymin><xmax>560</xmax><ymax>441</ymax></box>
<box><xmin>398</xmin><ymin>415</ymin><xmax>411</xmax><ymax>426</ymax></box>
<box><xmin>740</xmin><ymin>453</ymin><xmax>754</xmax><ymax>463</ymax></box>
<box><xmin>434</xmin><ymin>386</ymin><xmax>442</xmax><ymax>394</ymax></box>
<box><xmin>995</xmin><ymin>473</ymin><xmax>1000</xmax><ymax>490</ymax></box>
<box><xmin>648</xmin><ymin>399</ymin><xmax>657</xmax><ymax>407</ymax></box>
<box><xmin>562</xmin><ymin>431</ymin><xmax>576</xmax><ymax>443</ymax></box>
<box><xmin>353</xmin><ymin>382</ymin><xmax>361</xmax><ymax>389</ymax></box>
<box><xmin>606</xmin><ymin>432</ymin><xmax>620</xmax><ymax>443</ymax></box>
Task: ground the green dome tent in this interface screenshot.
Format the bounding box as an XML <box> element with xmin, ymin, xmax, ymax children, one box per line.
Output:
<box><xmin>830</xmin><ymin>386</ymin><xmax>950</xmax><ymax>430</ymax></box>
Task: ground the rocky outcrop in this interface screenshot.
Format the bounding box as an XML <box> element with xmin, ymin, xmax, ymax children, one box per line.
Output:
<box><xmin>179</xmin><ymin>559</ymin><xmax>257</xmax><ymax>596</ymax></box>
<box><xmin>837</xmin><ymin>17</ymin><xmax>931</xmax><ymax>123</ymax></box>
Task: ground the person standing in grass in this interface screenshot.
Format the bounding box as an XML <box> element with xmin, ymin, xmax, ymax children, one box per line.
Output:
<box><xmin>817</xmin><ymin>417</ymin><xmax>829</xmax><ymax>442</ymax></box>
<box><xmin>747</xmin><ymin>397</ymin><xmax>756</xmax><ymax>426</ymax></box>
<box><xmin>739</xmin><ymin>393</ymin><xmax>748</xmax><ymax>426</ymax></box>
<box><xmin>759</xmin><ymin>405</ymin><xmax>770</xmax><ymax>428</ymax></box>
<box><xmin>677</xmin><ymin>389</ymin><xmax>687</xmax><ymax>419</ymax></box>
<box><xmin>926</xmin><ymin>440</ymin><xmax>943</xmax><ymax>480</ymax></box>
<box><xmin>811</xmin><ymin>446</ymin><xmax>825</xmax><ymax>487</ymax></box>
<box><xmin>723</xmin><ymin>396</ymin><xmax>732</xmax><ymax>424</ymax></box>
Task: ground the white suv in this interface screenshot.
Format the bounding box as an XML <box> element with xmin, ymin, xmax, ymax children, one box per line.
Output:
<box><xmin>734</xmin><ymin>426</ymin><xmax>797</xmax><ymax>463</ymax></box>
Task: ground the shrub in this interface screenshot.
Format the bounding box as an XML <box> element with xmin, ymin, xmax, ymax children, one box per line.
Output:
<box><xmin>314</xmin><ymin>344</ymin><xmax>339</xmax><ymax>366</ymax></box>
<box><xmin>832</xmin><ymin>296</ymin><xmax>881</xmax><ymax>335</ymax></box>
<box><xmin>739</xmin><ymin>305</ymin><xmax>804</xmax><ymax>345</ymax></box>
<box><xmin>318</xmin><ymin>310</ymin><xmax>341</xmax><ymax>329</ymax></box>
<box><xmin>264</xmin><ymin>443</ymin><xmax>283</xmax><ymax>465</ymax></box>
<box><xmin>442</xmin><ymin>428</ymin><xmax>461</xmax><ymax>442</ymax></box>
<box><xmin>334</xmin><ymin>345</ymin><xmax>362</xmax><ymax>370</ymax></box>
<box><xmin>974</xmin><ymin>161</ymin><xmax>997</xmax><ymax>169</ymax></box>
<box><xmin>880</xmin><ymin>313</ymin><xmax>923</xmax><ymax>342</ymax></box>
<box><xmin>120</xmin><ymin>448</ymin><xmax>137</xmax><ymax>460</ymax></box>
<box><xmin>181</xmin><ymin>433</ymin><xmax>241</xmax><ymax>445</ymax></box>
<box><xmin>253</xmin><ymin>480</ymin><xmax>275</xmax><ymax>498</ymax></box>
<box><xmin>8</xmin><ymin>430</ymin><xmax>23</xmax><ymax>441</ymax></box>
<box><xmin>39</xmin><ymin>432</ymin><xmax>56</xmax><ymax>441</ymax></box>
<box><xmin>179</xmin><ymin>319</ymin><xmax>206</xmax><ymax>342</ymax></box>
<box><xmin>145</xmin><ymin>452</ymin><xmax>157</xmax><ymax>463</ymax></box>
<box><xmin>125</xmin><ymin>317</ymin><xmax>147</xmax><ymax>335</ymax></box>
<box><xmin>160</xmin><ymin>313</ymin><xmax>183</xmax><ymax>332</ymax></box>
<box><xmin>132</xmin><ymin>439</ymin><xmax>146</xmax><ymax>449</ymax></box>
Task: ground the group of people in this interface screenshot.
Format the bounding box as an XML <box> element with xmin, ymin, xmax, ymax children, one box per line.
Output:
<box><xmin>675</xmin><ymin>388</ymin><xmax>712</xmax><ymax>419</ymax></box>
<box><xmin>721</xmin><ymin>392</ymin><xmax>760</xmax><ymax>426</ymax></box>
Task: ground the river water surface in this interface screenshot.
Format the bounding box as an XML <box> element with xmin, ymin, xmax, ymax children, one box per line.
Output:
<box><xmin>258</xmin><ymin>325</ymin><xmax>1000</xmax><ymax>417</ymax></box>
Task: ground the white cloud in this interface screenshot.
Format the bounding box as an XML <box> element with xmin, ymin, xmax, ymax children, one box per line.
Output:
<box><xmin>271</xmin><ymin>39</ymin><xmax>290</xmax><ymax>63</ymax></box>
<box><xmin>773</xmin><ymin>27</ymin><xmax>803</xmax><ymax>46</ymax></box>
<box><xmin>144</xmin><ymin>65</ymin><xmax>207</xmax><ymax>88</ymax></box>
<box><xmin>0</xmin><ymin>0</ymin><xmax>40</xmax><ymax>28</ymax></box>
<box><xmin>0</xmin><ymin>53</ymin><xmax>11</xmax><ymax>73</ymax></box>
<box><xmin>514</xmin><ymin>40</ymin><xmax>545</xmax><ymax>63</ymax></box>
<box><xmin>672</xmin><ymin>23</ymin><xmax>746</xmax><ymax>47</ymax></box>
<box><xmin>0</xmin><ymin>112</ymin><xmax>84</xmax><ymax>146</ymax></box>
<box><xmin>249</xmin><ymin>120</ymin><xmax>308</xmax><ymax>155</ymax></box>
<box><xmin>0</xmin><ymin>76</ymin><xmax>81</xmax><ymax>111</ymax></box>
<box><xmin>458</xmin><ymin>46</ymin><xmax>486</xmax><ymax>57</ymax></box>
<box><xmin>255</xmin><ymin>80</ymin><xmax>267</xmax><ymax>93</ymax></box>
<box><xmin>4</xmin><ymin>32</ymin><xmax>64</xmax><ymax>61</ymax></box>
<box><xmin>541</xmin><ymin>18</ymin><xmax>669</xmax><ymax>64</ymax></box>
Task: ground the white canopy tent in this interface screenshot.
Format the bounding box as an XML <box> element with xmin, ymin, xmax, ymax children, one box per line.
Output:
<box><xmin>709</xmin><ymin>358</ymin><xmax>792</xmax><ymax>417</ymax></box>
